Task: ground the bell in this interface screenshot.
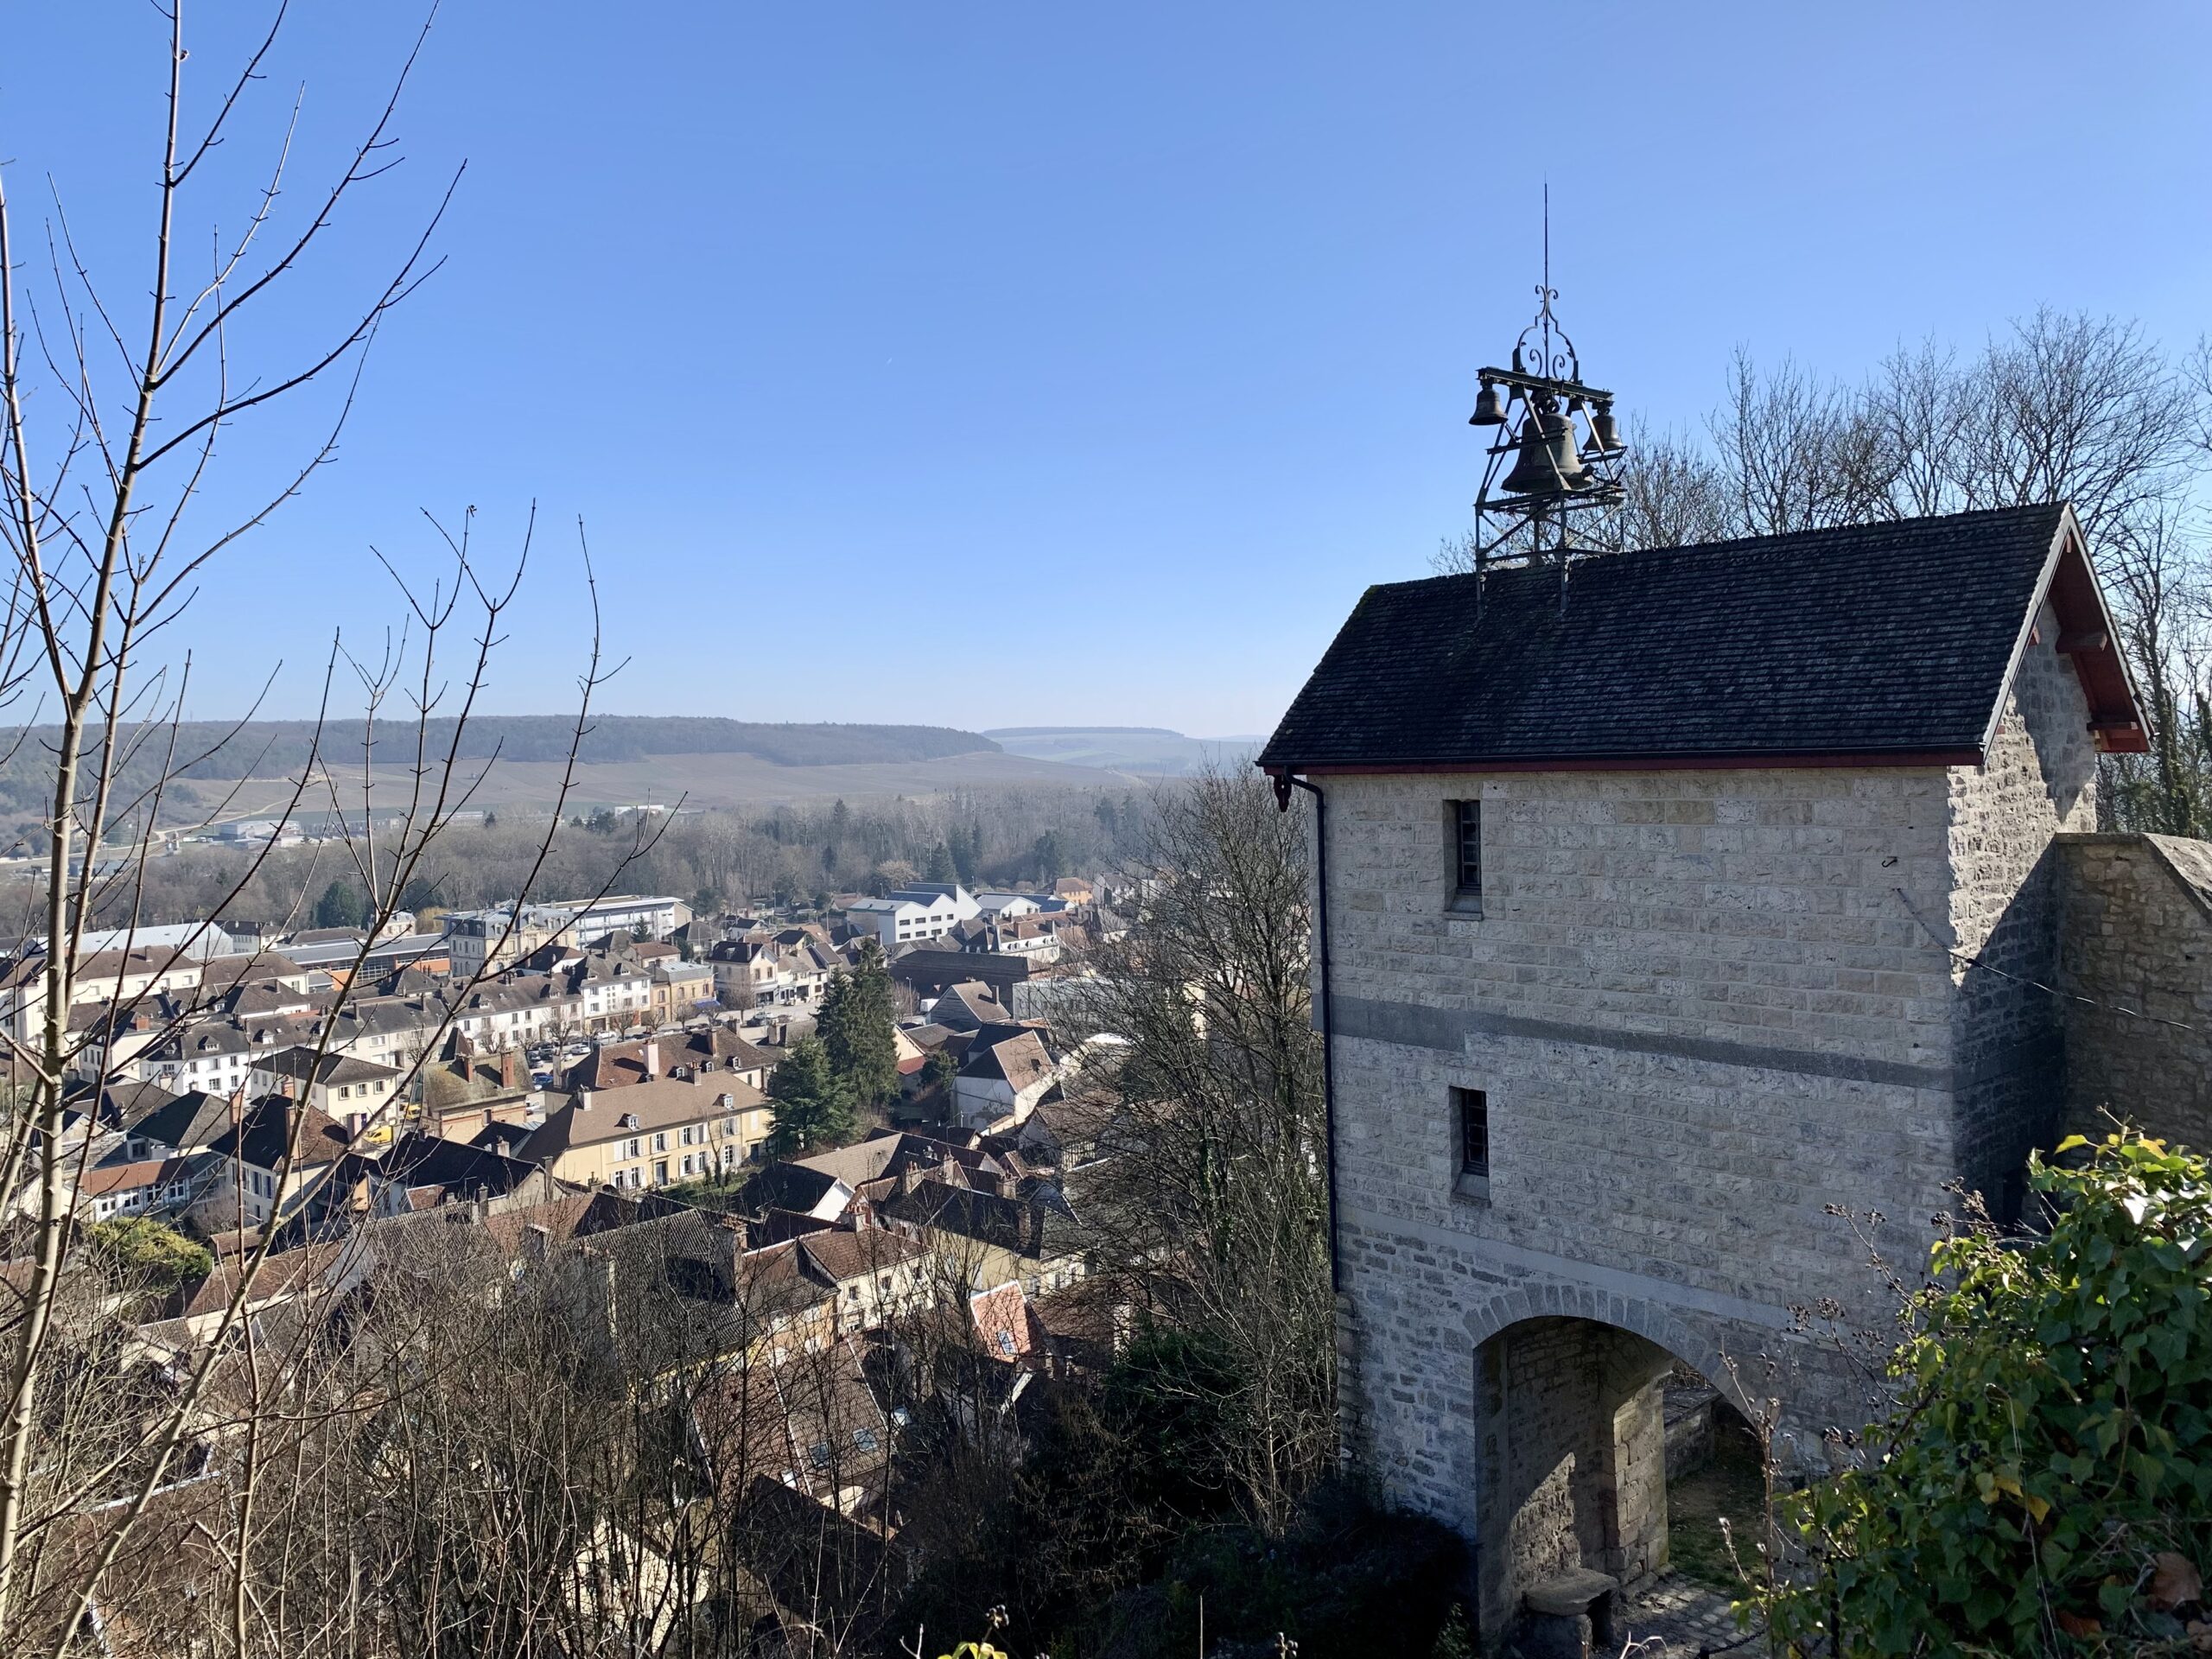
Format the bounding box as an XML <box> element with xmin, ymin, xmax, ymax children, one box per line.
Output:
<box><xmin>1589</xmin><ymin>400</ymin><xmax>1622</xmax><ymax>454</ymax></box>
<box><xmin>1499</xmin><ymin>411</ymin><xmax>1588</xmax><ymax>495</ymax></box>
<box><xmin>1470</xmin><ymin>381</ymin><xmax>1506</xmax><ymax>425</ymax></box>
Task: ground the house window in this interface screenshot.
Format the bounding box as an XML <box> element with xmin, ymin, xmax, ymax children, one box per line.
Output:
<box><xmin>1448</xmin><ymin>799</ymin><xmax>1482</xmax><ymax>908</ymax></box>
<box><xmin>1453</xmin><ymin>1087</ymin><xmax>1490</xmax><ymax>1180</ymax></box>
<box><xmin>653</xmin><ymin>1160</ymin><xmax>668</xmax><ymax>1185</ymax></box>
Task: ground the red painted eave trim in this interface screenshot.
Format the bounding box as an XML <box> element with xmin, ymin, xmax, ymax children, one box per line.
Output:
<box><xmin>2044</xmin><ymin>530</ymin><xmax>2152</xmax><ymax>753</ymax></box>
<box><xmin>1262</xmin><ymin>747</ymin><xmax>1983</xmax><ymax>777</ymax></box>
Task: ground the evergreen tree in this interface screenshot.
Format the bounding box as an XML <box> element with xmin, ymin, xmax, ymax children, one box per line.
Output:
<box><xmin>948</xmin><ymin>819</ymin><xmax>982</xmax><ymax>886</ymax></box>
<box><xmin>1031</xmin><ymin>830</ymin><xmax>1065</xmax><ymax>883</ymax></box>
<box><xmin>924</xmin><ymin>841</ymin><xmax>955</xmax><ymax>884</ymax></box>
<box><xmin>766</xmin><ymin>1035</ymin><xmax>856</xmax><ymax>1154</ymax></box>
<box><xmin>921</xmin><ymin>1046</ymin><xmax>958</xmax><ymax>1090</ymax></box>
<box><xmin>817</xmin><ymin>940</ymin><xmax>899</xmax><ymax>1107</ymax></box>
<box><xmin>314</xmin><ymin>878</ymin><xmax>366</xmax><ymax>931</ymax></box>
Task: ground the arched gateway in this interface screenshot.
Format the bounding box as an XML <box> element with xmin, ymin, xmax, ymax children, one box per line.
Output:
<box><xmin>1262</xmin><ymin>481</ymin><xmax>2148</xmax><ymax>1644</ymax></box>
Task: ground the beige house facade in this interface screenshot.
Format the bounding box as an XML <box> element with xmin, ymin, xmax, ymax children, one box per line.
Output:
<box><xmin>522</xmin><ymin>1075</ymin><xmax>772</xmax><ymax>1189</ymax></box>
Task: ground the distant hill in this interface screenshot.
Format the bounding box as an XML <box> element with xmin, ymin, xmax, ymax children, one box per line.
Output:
<box><xmin>982</xmin><ymin>727</ymin><xmax>1264</xmax><ymax>775</ymax></box>
<box><xmin>0</xmin><ymin>718</ymin><xmax>1001</xmax><ymax>821</ymax></box>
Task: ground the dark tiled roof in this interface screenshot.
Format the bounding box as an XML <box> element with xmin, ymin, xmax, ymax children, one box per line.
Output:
<box><xmin>960</xmin><ymin>1027</ymin><xmax>1052</xmax><ymax>1091</ymax></box>
<box><xmin>134</xmin><ymin>1090</ymin><xmax>245</xmax><ymax>1154</ymax></box>
<box><xmin>208</xmin><ymin>1098</ymin><xmax>350</xmax><ymax>1170</ymax></box>
<box><xmin>1261</xmin><ymin>505</ymin><xmax>2132</xmax><ymax>770</ymax></box>
<box><xmin>798</xmin><ymin>1227</ymin><xmax>928</xmax><ymax>1285</ymax></box>
<box><xmin>374</xmin><ymin>1133</ymin><xmax>541</xmax><ymax>1198</ymax></box>
<box><xmin>254</xmin><ymin>1046</ymin><xmax>399</xmax><ymax>1086</ymax></box>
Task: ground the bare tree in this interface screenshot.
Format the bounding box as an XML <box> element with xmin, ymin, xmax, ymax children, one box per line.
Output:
<box><xmin>1065</xmin><ymin>768</ymin><xmax>1333</xmax><ymax>1531</ymax></box>
<box><xmin>1709</xmin><ymin>349</ymin><xmax>1898</xmax><ymax>536</ymax></box>
<box><xmin>1434</xmin><ymin>311</ymin><xmax>2212</xmax><ymax>833</ymax></box>
<box><xmin>1611</xmin><ymin>426</ymin><xmax>1734</xmax><ymax>550</ymax></box>
<box><xmin>0</xmin><ymin>9</ymin><xmax>642</xmax><ymax>1649</ymax></box>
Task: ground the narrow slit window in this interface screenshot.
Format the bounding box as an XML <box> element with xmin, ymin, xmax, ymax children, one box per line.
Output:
<box><xmin>1453</xmin><ymin>1087</ymin><xmax>1489</xmax><ymax>1179</ymax></box>
<box><xmin>1451</xmin><ymin>798</ymin><xmax>1483</xmax><ymax>904</ymax></box>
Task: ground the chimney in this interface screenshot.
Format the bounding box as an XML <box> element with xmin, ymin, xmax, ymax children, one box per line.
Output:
<box><xmin>575</xmin><ymin>1084</ymin><xmax>592</xmax><ymax>1112</ymax></box>
<box><xmin>643</xmin><ymin>1039</ymin><xmax>660</xmax><ymax>1078</ymax></box>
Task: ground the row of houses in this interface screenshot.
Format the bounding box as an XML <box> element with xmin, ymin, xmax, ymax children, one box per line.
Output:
<box><xmin>42</xmin><ymin>1069</ymin><xmax>1131</xmax><ymax>1648</ymax></box>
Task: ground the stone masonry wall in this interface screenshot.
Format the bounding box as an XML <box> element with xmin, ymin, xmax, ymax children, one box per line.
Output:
<box><xmin>1324</xmin><ymin>766</ymin><xmax>1961</xmax><ymax>1303</ymax></box>
<box><xmin>1945</xmin><ymin>605</ymin><xmax>2101</xmax><ymax>1209</ymax></box>
<box><xmin>1319</xmin><ymin>764</ymin><xmax>1967</xmax><ymax>1600</ymax></box>
<box><xmin>1310</xmin><ymin>614</ymin><xmax>2113</xmax><ymax>1644</ymax></box>
<box><xmin>1467</xmin><ymin>1316</ymin><xmax>1673</xmax><ymax>1634</ymax></box>
<box><xmin>1317</xmin><ymin>690</ymin><xmax>2100</xmax><ymax>1629</ymax></box>
<box><xmin>2055</xmin><ymin>833</ymin><xmax>2212</xmax><ymax>1149</ymax></box>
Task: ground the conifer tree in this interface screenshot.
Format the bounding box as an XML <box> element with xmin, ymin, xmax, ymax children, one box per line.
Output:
<box><xmin>817</xmin><ymin>940</ymin><xmax>899</xmax><ymax>1107</ymax></box>
<box><xmin>765</xmin><ymin>1035</ymin><xmax>856</xmax><ymax>1154</ymax></box>
<box><xmin>948</xmin><ymin>820</ymin><xmax>982</xmax><ymax>886</ymax></box>
<box><xmin>921</xmin><ymin>1046</ymin><xmax>958</xmax><ymax>1090</ymax></box>
<box><xmin>315</xmin><ymin>878</ymin><xmax>368</xmax><ymax>930</ymax></box>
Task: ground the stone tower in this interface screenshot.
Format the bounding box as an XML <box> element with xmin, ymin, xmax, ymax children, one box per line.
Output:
<box><xmin>1259</xmin><ymin>503</ymin><xmax>2149</xmax><ymax>1643</ymax></box>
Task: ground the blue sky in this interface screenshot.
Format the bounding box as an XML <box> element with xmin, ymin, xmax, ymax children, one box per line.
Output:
<box><xmin>5</xmin><ymin>2</ymin><xmax>2209</xmax><ymax>738</ymax></box>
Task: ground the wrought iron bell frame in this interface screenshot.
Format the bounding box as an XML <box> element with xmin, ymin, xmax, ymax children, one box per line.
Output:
<box><xmin>1467</xmin><ymin>281</ymin><xmax>1630</xmax><ymax>588</ymax></box>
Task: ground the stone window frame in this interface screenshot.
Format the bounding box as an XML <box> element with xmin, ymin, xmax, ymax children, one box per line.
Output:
<box><xmin>1451</xmin><ymin>1084</ymin><xmax>1491</xmax><ymax>1205</ymax></box>
<box><xmin>1445</xmin><ymin>798</ymin><xmax>1484</xmax><ymax>916</ymax></box>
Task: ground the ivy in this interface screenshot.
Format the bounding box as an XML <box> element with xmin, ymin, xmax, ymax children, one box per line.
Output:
<box><xmin>1755</xmin><ymin>1130</ymin><xmax>2212</xmax><ymax>1656</ymax></box>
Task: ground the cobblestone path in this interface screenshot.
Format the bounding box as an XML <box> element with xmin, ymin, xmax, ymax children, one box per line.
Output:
<box><xmin>1613</xmin><ymin>1573</ymin><xmax>1766</xmax><ymax>1658</ymax></box>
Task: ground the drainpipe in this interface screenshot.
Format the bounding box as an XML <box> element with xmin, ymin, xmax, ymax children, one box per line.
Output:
<box><xmin>1271</xmin><ymin>768</ymin><xmax>1341</xmax><ymax>1294</ymax></box>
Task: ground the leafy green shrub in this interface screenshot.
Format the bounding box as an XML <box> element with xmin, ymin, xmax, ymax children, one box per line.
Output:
<box><xmin>1758</xmin><ymin>1129</ymin><xmax>2211</xmax><ymax>1656</ymax></box>
<box><xmin>82</xmin><ymin>1214</ymin><xmax>212</xmax><ymax>1297</ymax></box>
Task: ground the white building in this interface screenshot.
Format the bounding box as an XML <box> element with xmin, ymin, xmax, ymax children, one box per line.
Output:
<box><xmin>842</xmin><ymin>884</ymin><xmax>981</xmax><ymax>949</ymax></box>
<box><xmin>972</xmin><ymin>892</ymin><xmax>1043</xmax><ymax>918</ymax></box>
<box><xmin>441</xmin><ymin>895</ymin><xmax>688</xmax><ymax>980</ymax></box>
